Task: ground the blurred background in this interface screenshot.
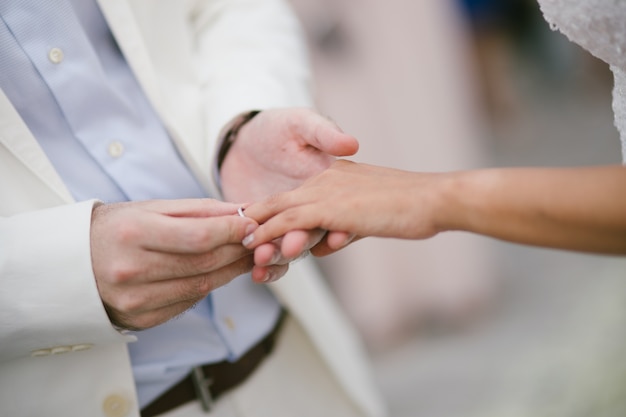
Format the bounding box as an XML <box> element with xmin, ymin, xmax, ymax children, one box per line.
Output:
<box><xmin>287</xmin><ymin>0</ymin><xmax>626</xmax><ymax>415</ymax></box>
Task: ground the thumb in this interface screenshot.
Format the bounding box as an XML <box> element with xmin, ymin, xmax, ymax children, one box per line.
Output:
<box><xmin>300</xmin><ymin>112</ymin><xmax>359</xmax><ymax>157</ymax></box>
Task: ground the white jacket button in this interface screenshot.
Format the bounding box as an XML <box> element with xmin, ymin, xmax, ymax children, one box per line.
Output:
<box><xmin>51</xmin><ymin>346</ymin><xmax>72</xmax><ymax>355</ymax></box>
<box><xmin>71</xmin><ymin>343</ymin><xmax>93</xmax><ymax>352</ymax></box>
<box><xmin>102</xmin><ymin>394</ymin><xmax>131</xmax><ymax>417</ymax></box>
<box><xmin>30</xmin><ymin>349</ymin><xmax>51</xmax><ymax>357</ymax></box>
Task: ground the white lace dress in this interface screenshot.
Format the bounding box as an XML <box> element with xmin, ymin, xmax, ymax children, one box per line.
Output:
<box><xmin>537</xmin><ymin>0</ymin><xmax>626</xmax><ymax>161</ymax></box>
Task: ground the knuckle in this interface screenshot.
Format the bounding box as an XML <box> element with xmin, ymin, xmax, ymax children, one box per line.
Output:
<box><xmin>113</xmin><ymin>291</ymin><xmax>145</xmax><ymax>315</ymax></box>
<box><xmin>223</xmin><ymin>220</ymin><xmax>240</xmax><ymax>243</ymax></box>
<box><xmin>195</xmin><ymin>276</ymin><xmax>216</xmax><ymax>295</ymax></box>
<box><xmin>281</xmin><ymin>210</ymin><xmax>301</xmax><ymax>226</ymax></box>
<box><xmin>185</xmin><ymin>226</ymin><xmax>217</xmax><ymax>250</ymax></box>
<box><xmin>108</xmin><ymin>261</ymin><xmax>139</xmax><ymax>284</ymax></box>
<box><xmin>265</xmin><ymin>193</ymin><xmax>282</xmax><ymax>205</ymax></box>
<box><xmin>195</xmin><ymin>220</ymin><xmax>245</xmax><ymax>249</ymax></box>
<box><xmin>234</xmin><ymin>255</ymin><xmax>255</xmax><ymax>275</ymax></box>
<box><xmin>232</xmin><ymin>256</ymin><xmax>254</xmax><ymax>276</ymax></box>
<box><xmin>114</xmin><ymin>220</ymin><xmax>141</xmax><ymax>245</ymax></box>
<box><xmin>196</xmin><ymin>251</ymin><xmax>219</xmax><ymax>271</ymax></box>
<box><xmin>263</xmin><ymin>193</ymin><xmax>293</xmax><ymax>214</ymax></box>
<box><xmin>195</xmin><ymin>256</ymin><xmax>254</xmax><ymax>294</ymax></box>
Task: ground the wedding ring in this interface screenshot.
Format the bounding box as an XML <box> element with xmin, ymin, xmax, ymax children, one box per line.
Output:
<box><xmin>237</xmin><ymin>207</ymin><xmax>246</xmax><ymax>217</ymax></box>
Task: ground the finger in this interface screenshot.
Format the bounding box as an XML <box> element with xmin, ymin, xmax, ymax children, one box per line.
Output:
<box><xmin>310</xmin><ymin>235</ymin><xmax>363</xmax><ymax>257</ymax></box>
<box><xmin>105</xmin><ymin>255</ymin><xmax>256</xmax><ymax>329</ymax></box>
<box><xmin>139</xmin><ymin>198</ymin><xmax>244</xmax><ymax>218</ymax></box>
<box><xmin>295</xmin><ymin>111</ymin><xmax>359</xmax><ymax>157</ymax></box>
<box><xmin>107</xmin><ymin>243</ymin><xmax>251</xmax><ymax>284</ymax></box>
<box><xmin>280</xmin><ymin>229</ymin><xmax>326</xmax><ymax>259</ymax></box>
<box><xmin>251</xmin><ymin>230</ymin><xmax>311</xmax><ymax>266</ymax></box>
<box><xmin>243</xmin><ymin>207</ymin><xmax>318</xmax><ymax>249</ymax></box>
<box><xmin>253</xmin><ymin>241</ymin><xmax>282</xmax><ymax>266</ymax></box>
<box><xmin>251</xmin><ymin>228</ymin><xmax>324</xmax><ymax>269</ymax></box>
<box><xmin>251</xmin><ymin>263</ymin><xmax>290</xmax><ymax>284</ymax></box>
<box><xmin>139</xmin><ymin>213</ymin><xmax>257</xmax><ymax>253</ymax></box>
<box><xmin>325</xmin><ymin>231</ymin><xmax>356</xmax><ymax>250</ymax></box>
<box><xmin>308</xmin><ymin>124</ymin><xmax>359</xmax><ymax>157</ymax></box>
<box><xmin>241</xmin><ymin>193</ymin><xmax>291</xmax><ymax>225</ymax></box>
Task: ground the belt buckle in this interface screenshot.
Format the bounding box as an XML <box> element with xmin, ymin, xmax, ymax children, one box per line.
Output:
<box><xmin>191</xmin><ymin>366</ymin><xmax>215</xmax><ymax>412</ymax></box>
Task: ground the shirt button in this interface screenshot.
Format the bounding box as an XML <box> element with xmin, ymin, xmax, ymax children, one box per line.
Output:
<box><xmin>108</xmin><ymin>141</ymin><xmax>125</xmax><ymax>158</ymax></box>
<box><xmin>223</xmin><ymin>316</ymin><xmax>236</xmax><ymax>330</ymax></box>
<box><xmin>48</xmin><ymin>47</ymin><xmax>64</xmax><ymax>64</ymax></box>
<box><xmin>102</xmin><ymin>394</ymin><xmax>131</xmax><ymax>417</ymax></box>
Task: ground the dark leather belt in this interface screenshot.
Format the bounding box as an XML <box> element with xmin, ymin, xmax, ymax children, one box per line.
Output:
<box><xmin>141</xmin><ymin>311</ymin><xmax>286</xmax><ymax>417</ymax></box>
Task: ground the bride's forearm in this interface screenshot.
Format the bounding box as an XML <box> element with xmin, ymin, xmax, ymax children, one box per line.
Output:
<box><xmin>438</xmin><ymin>165</ymin><xmax>626</xmax><ymax>254</ymax></box>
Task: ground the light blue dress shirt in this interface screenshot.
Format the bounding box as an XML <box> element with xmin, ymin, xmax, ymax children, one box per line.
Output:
<box><xmin>0</xmin><ymin>0</ymin><xmax>281</xmax><ymax>408</ymax></box>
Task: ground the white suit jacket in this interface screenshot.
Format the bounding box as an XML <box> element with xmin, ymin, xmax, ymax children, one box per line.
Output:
<box><xmin>0</xmin><ymin>1</ymin><xmax>385</xmax><ymax>416</ymax></box>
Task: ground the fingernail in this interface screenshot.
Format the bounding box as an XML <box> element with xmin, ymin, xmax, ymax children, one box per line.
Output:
<box><xmin>262</xmin><ymin>271</ymin><xmax>275</xmax><ymax>283</ymax></box>
<box><xmin>242</xmin><ymin>233</ymin><xmax>255</xmax><ymax>247</ymax></box>
<box><xmin>270</xmin><ymin>251</ymin><xmax>283</xmax><ymax>265</ymax></box>
<box><xmin>264</xmin><ymin>270</ymin><xmax>284</xmax><ymax>283</ymax></box>
<box><xmin>340</xmin><ymin>234</ymin><xmax>356</xmax><ymax>248</ymax></box>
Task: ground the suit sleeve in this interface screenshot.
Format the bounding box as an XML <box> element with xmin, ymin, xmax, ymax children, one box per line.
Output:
<box><xmin>189</xmin><ymin>0</ymin><xmax>315</xmax><ymax>196</ymax></box>
<box><xmin>0</xmin><ymin>200</ymin><xmax>133</xmax><ymax>363</ymax></box>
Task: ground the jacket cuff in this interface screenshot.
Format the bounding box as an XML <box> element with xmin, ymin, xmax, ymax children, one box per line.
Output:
<box><xmin>0</xmin><ymin>200</ymin><xmax>134</xmax><ymax>362</ymax></box>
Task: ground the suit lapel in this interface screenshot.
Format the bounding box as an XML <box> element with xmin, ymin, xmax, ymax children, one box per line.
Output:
<box><xmin>96</xmin><ymin>0</ymin><xmax>191</xmax><ymax>148</ymax></box>
<box><xmin>0</xmin><ymin>89</ymin><xmax>73</xmax><ymax>203</ymax></box>
<box><xmin>96</xmin><ymin>0</ymin><xmax>166</xmax><ymax>117</ymax></box>
<box><xmin>0</xmin><ymin>0</ymin><xmax>163</xmax><ymax>205</ymax></box>
<box><xmin>96</xmin><ymin>0</ymin><xmax>213</xmax><ymax>194</ymax></box>
<box><xmin>271</xmin><ymin>260</ymin><xmax>385</xmax><ymax>417</ymax></box>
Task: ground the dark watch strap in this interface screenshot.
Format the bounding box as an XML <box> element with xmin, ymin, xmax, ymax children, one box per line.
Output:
<box><xmin>217</xmin><ymin>110</ymin><xmax>261</xmax><ymax>169</ymax></box>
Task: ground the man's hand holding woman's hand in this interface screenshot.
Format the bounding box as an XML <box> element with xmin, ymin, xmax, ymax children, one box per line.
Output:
<box><xmin>90</xmin><ymin>199</ymin><xmax>289</xmax><ymax>331</ymax></box>
<box><xmin>219</xmin><ymin>108</ymin><xmax>360</xmax><ymax>282</ymax></box>
<box><xmin>91</xmin><ymin>108</ymin><xmax>363</xmax><ymax>331</ymax></box>
<box><xmin>241</xmin><ymin>159</ymin><xmax>447</xmax><ymax>272</ymax></box>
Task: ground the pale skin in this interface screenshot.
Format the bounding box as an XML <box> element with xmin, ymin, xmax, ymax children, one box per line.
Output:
<box><xmin>243</xmin><ymin>159</ymin><xmax>626</xmax><ymax>279</ymax></box>
<box><xmin>92</xmin><ymin>108</ymin><xmax>359</xmax><ymax>330</ymax></box>
<box><xmin>91</xmin><ymin>199</ymin><xmax>261</xmax><ymax>331</ymax></box>
<box><xmin>220</xmin><ymin>108</ymin><xmax>358</xmax><ymax>279</ymax></box>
